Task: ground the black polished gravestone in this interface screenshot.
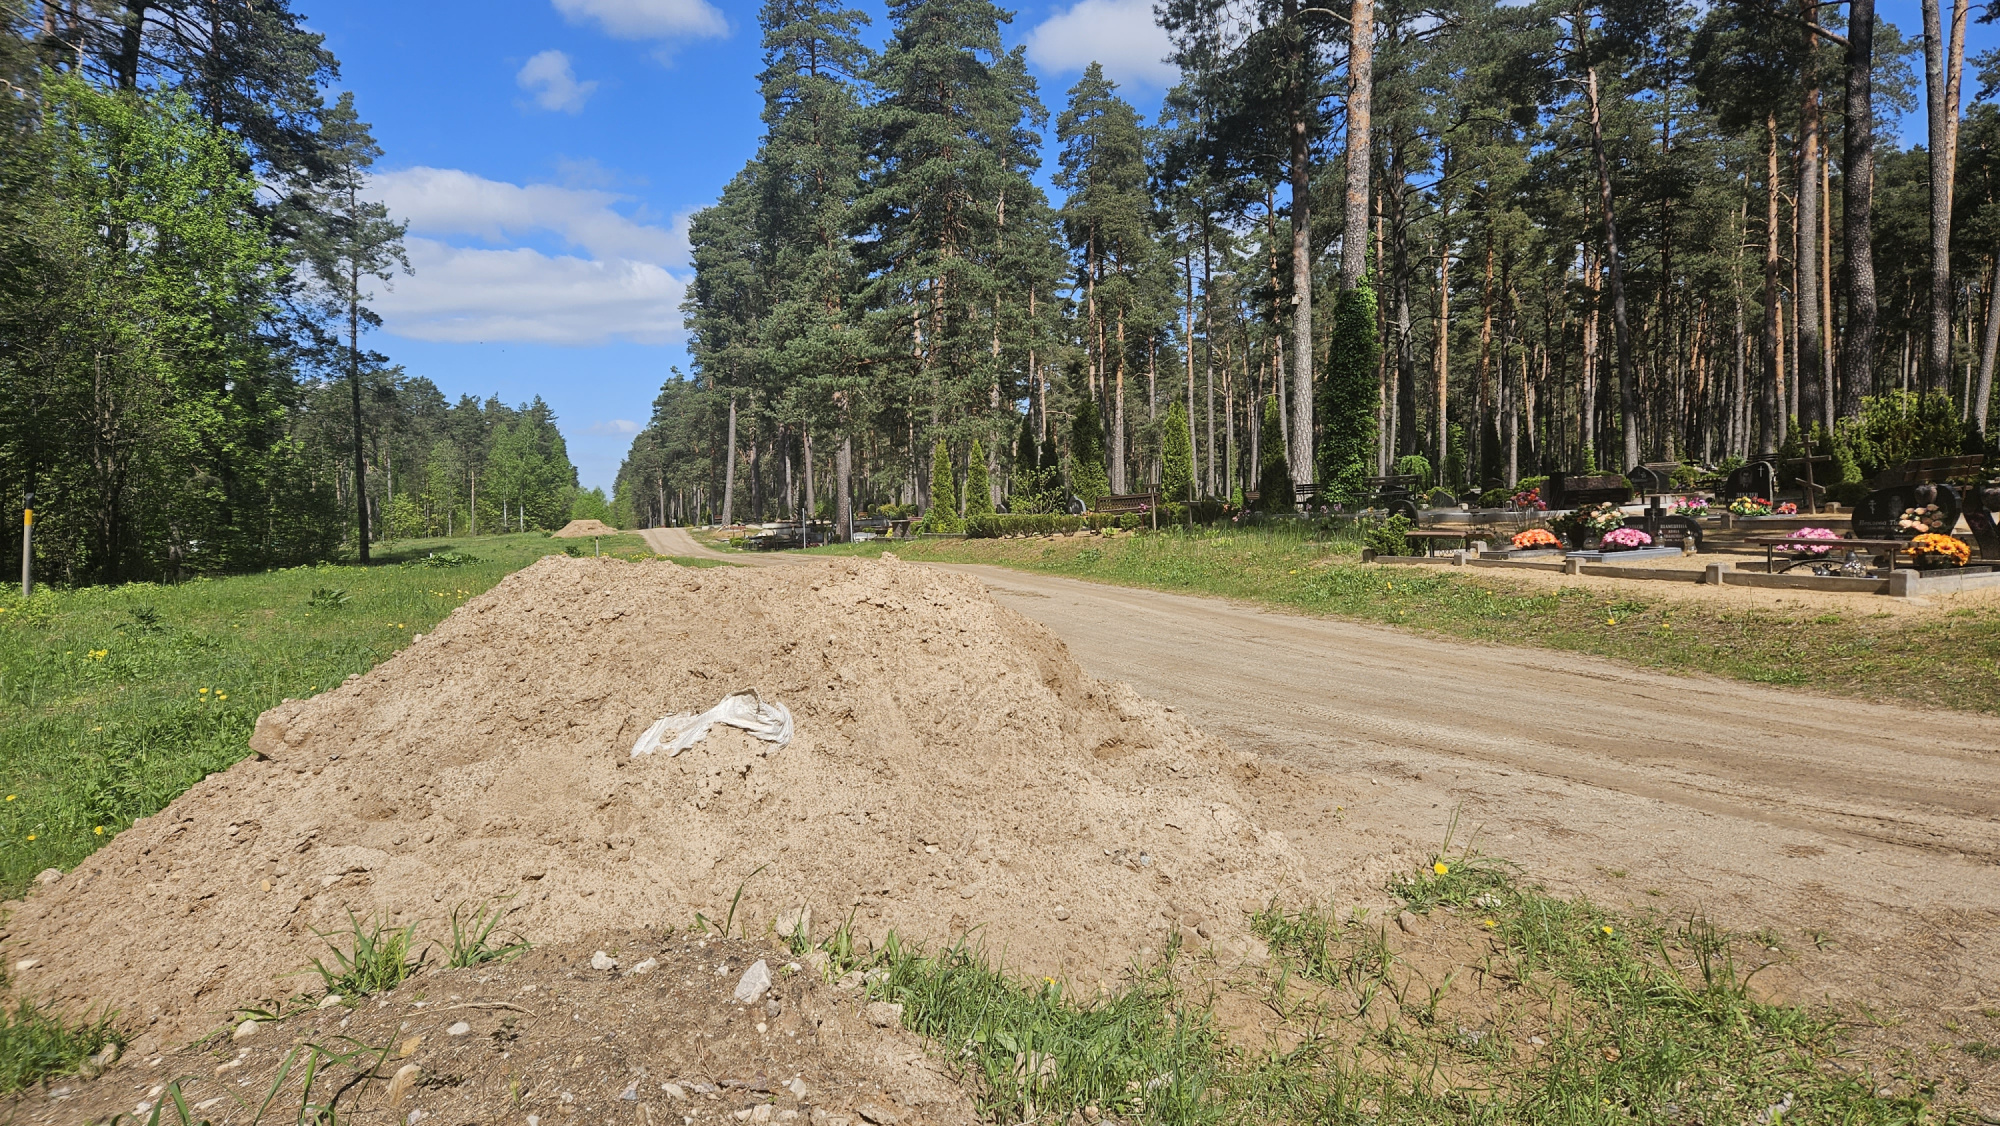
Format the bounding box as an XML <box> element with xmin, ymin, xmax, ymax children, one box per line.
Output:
<box><xmin>1852</xmin><ymin>481</ymin><xmax>1961</xmax><ymax>540</ymax></box>
<box><xmin>1963</xmin><ymin>482</ymin><xmax>2000</xmax><ymax>559</ymax></box>
<box><xmin>1718</xmin><ymin>460</ymin><xmax>1777</xmax><ymax>502</ymax></box>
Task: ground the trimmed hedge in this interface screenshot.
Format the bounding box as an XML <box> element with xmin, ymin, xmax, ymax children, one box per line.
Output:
<box><xmin>967</xmin><ymin>513</ymin><xmax>1122</xmax><ymax>538</ymax></box>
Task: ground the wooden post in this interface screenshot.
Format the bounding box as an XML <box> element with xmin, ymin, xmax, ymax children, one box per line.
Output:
<box><xmin>19</xmin><ymin>492</ymin><xmax>30</xmax><ymax>599</ymax></box>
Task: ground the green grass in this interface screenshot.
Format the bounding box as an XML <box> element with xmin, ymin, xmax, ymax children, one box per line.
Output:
<box><xmin>307</xmin><ymin>912</ymin><xmax>424</xmax><ymax>998</ymax></box>
<box><xmin>805</xmin><ymin>526</ymin><xmax>2000</xmax><ymax>712</ymax></box>
<box><xmin>1248</xmin><ymin>849</ymin><xmax>1935</xmax><ymax>1123</ymax></box>
<box><xmin>0</xmin><ymin>996</ymin><xmax>122</xmax><ymax>1096</ymax></box>
<box><xmin>0</xmin><ymin>531</ymin><xmax>655</xmax><ymax>899</ymax></box>
<box><xmin>799</xmin><ymin>846</ymin><xmax>1954</xmax><ymax>1125</ymax></box>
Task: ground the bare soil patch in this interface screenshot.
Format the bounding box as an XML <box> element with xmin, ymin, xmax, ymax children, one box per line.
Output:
<box><xmin>12</xmin><ymin>932</ymin><xmax>973</xmax><ymax>1126</ymax></box>
<box><xmin>1</xmin><ymin>556</ymin><xmax>1307</xmax><ymax>1055</ymax></box>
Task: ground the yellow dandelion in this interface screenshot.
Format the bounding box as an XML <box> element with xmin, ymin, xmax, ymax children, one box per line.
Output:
<box><xmin>1600</xmin><ymin>925</ymin><xmax>1615</xmax><ymax>936</ymax></box>
<box><xmin>94</xmin><ymin>826</ymin><xmax>104</xmax><ymax>836</ymax></box>
<box><xmin>1433</xmin><ymin>861</ymin><xmax>1450</xmax><ymax>876</ymax></box>
<box><xmin>217</xmin><ymin>693</ymin><xmax>227</xmax><ymax>701</ymax></box>
<box><xmin>25</xmin><ymin>835</ymin><xmax>35</xmax><ymax>841</ymax></box>
<box><xmin>199</xmin><ymin>687</ymin><xmax>209</xmax><ymax>695</ymax></box>
<box><xmin>1288</xmin><ymin>569</ymin><xmax>1298</xmax><ymax>575</ymax></box>
<box><xmin>5</xmin><ymin>795</ymin><xmax>13</xmax><ymax>801</ymax></box>
<box><xmin>1482</xmin><ymin>918</ymin><xmax>1497</xmax><ymax>928</ymax></box>
<box><xmin>1605</xmin><ymin>617</ymin><xmax>1618</xmax><ymax>626</ymax></box>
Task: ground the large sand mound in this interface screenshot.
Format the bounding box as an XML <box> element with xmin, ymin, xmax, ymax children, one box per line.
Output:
<box><xmin>3</xmin><ymin>556</ymin><xmax>1304</xmax><ymax>1052</ymax></box>
<box><xmin>552</xmin><ymin>518</ymin><xmax>619</xmax><ymax>537</ymax></box>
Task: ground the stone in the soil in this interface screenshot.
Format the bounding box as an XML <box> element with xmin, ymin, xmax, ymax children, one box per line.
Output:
<box><xmin>34</xmin><ymin>868</ymin><xmax>61</xmax><ymax>885</ymax></box>
<box><xmin>1396</xmin><ymin>910</ymin><xmax>1419</xmax><ymax>934</ymax></box>
<box><xmin>230</xmin><ymin>1019</ymin><xmax>258</xmax><ymax>1041</ymax></box>
<box><xmin>445</xmin><ymin>1021</ymin><xmax>471</xmax><ymax>1036</ymax></box>
<box><xmin>733</xmin><ymin>959</ymin><xmax>772</xmax><ymax>1003</ymax></box>
<box><xmin>590</xmin><ymin>950</ymin><xmax>617</xmax><ymax>971</ymax></box>
<box><xmin>864</xmin><ymin>1001</ymin><xmax>903</xmax><ymax>1028</ymax></box>
<box><xmin>385</xmin><ymin>1063</ymin><xmax>420</xmax><ymax>1106</ymax></box>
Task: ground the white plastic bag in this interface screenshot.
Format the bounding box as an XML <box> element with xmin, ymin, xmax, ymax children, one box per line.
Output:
<box><xmin>629</xmin><ymin>689</ymin><xmax>794</xmax><ymax>758</ymax></box>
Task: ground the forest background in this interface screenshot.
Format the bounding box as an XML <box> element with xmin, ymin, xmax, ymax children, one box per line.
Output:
<box><xmin>0</xmin><ymin>1</ymin><xmax>610</xmax><ymax>586</ymax></box>
<box><xmin>622</xmin><ymin>0</ymin><xmax>2000</xmax><ymax>534</ymax></box>
<box><xmin>7</xmin><ymin>0</ymin><xmax>2000</xmax><ymax>581</ymax></box>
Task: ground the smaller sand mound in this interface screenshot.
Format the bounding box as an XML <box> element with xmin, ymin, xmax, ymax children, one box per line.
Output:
<box><xmin>552</xmin><ymin>518</ymin><xmax>619</xmax><ymax>537</ymax></box>
<box><xmin>3</xmin><ymin>557</ymin><xmax>1309</xmax><ymax>1053</ymax></box>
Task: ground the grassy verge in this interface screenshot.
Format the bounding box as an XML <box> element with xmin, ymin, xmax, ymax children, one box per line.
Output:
<box><xmin>0</xmin><ymin>532</ymin><xmax>657</xmax><ymax>900</ymax></box>
<box><xmin>797</xmin><ymin>847</ymin><xmax>1948</xmax><ymax>1125</ymax></box>
<box><xmin>804</xmin><ymin>527</ymin><xmax>2000</xmax><ymax>712</ymax></box>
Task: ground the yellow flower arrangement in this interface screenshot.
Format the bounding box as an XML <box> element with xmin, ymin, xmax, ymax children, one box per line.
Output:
<box><xmin>1909</xmin><ymin>533</ymin><xmax>1971</xmax><ymax>567</ymax></box>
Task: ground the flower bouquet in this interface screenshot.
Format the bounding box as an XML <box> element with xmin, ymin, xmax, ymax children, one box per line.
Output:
<box><xmin>1510</xmin><ymin>487</ymin><xmax>1547</xmax><ymax>511</ymax></box>
<box><xmin>1553</xmin><ymin>502</ymin><xmax>1628</xmax><ymax>548</ymax></box>
<box><xmin>1672</xmin><ymin>496</ymin><xmax>1710</xmax><ymax>516</ymax></box>
<box><xmin>1787</xmin><ymin>527</ymin><xmax>1841</xmax><ymax>555</ymax></box>
<box><xmin>1728</xmin><ymin>496</ymin><xmax>1773</xmax><ymax>516</ymax></box>
<box><xmin>1909</xmin><ymin>532</ymin><xmax>1970</xmax><ymax>568</ymax></box>
<box><xmin>1511</xmin><ymin>528</ymin><xmax>1561</xmax><ymax>550</ymax></box>
<box><xmin>1898</xmin><ymin>505</ymin><xmax>1949</xmax><ymax>535</ymax></box>
<box><xmin>1775</xmin><ymin>502</ymin><xmax>1798</xmax><ymax>515</ymax></box>
<box><xmin>1599</xmin><ymin>527</ymin><xmax>1653</xmax><ymax>551</ymax></box>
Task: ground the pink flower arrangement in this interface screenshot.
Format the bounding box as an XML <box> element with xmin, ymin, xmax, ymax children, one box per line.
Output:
<box><xmin>1511</xmin><ymin>487</ymin><xmax>1547</xmax><ymax>511</ymax></box>
<box><xmin>1599</xmin><ymin>527</ymin><xmax>1653</xmax><ymax>550</ymax></box>
<box><xmin>1775</xmin><ymin>502</ymin><xmax>1798</xmax><ymax>515</ymax></box>
<box><xmin>1788</xmin><ymin>527</ymin><xmax>1840</xmax><ymax>555</ymax></box>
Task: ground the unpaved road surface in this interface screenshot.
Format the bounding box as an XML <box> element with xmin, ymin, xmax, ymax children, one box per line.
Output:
<box><xmin>645</xmin><ymin>530</ymin><xmax>2000</xmax><ymax>1082</ymax></box>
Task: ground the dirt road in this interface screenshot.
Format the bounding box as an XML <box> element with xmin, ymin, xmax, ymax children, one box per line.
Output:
<box><xmin>645</xmin><ymin>530</ymin><xmax>2000</xmax><ymax>1059</ymax></box>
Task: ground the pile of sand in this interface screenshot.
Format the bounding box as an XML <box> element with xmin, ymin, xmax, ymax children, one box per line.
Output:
<box><xmin>2</xmin><ymin>556</ymin><xmax>1305</xmax><ymax>1052</ymax></box>
<box><xmin>552</xmin><ymin>518</ymin><xmax>620</xmax><ymax>538</ymax></box>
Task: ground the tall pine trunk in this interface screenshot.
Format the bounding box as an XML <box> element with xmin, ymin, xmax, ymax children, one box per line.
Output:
<box><xmin>1761</xmin><ymin>115</ymin><xmax>1782</xmax><ymax>457</ymax></box>
<box><xmin>1841</xmin><ymin>0</ymin><xmax>1879</xmax><ymax>417</ymax></box>
<box><xmin>1922</xmin><ymin>0</ymin><xmax>1968</xmax><ymax>394</ymax></box>
<box><xmin>1341</xmin><ymin>0</ymin><xmax>1374</xmax><ymax>292</ymax></box>
<box><xmin>1797</xmin><ymin>8</ymin><xmax>1825</xmax><ymax>434</ymax></box>
<box><xmin>1284</xmin><ymin>0</ymin><xmax>1314</xmax><ymax>487</ymax></box>
<box><xmin>1580</xmin><ymin>46</ymin><xmax>1640</xmax><ymax>472</ymax></box>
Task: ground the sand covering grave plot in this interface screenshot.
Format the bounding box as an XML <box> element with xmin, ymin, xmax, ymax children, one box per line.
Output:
<box><xmin>2</xmin><ymin>555</ymin><xmax>1307</xmax><ymax>1052</ymax></box>
<box><xmin>552</xmin><ymin>518</ymin><xmax>620</xmax><ymax>538</ymax></box>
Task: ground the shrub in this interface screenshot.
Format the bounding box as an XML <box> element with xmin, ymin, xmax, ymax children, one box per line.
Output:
<box><xmin>1161</xmin><ymin>401</ymin><xmax>1194</xmax><ymax>505</ymax></box>
<box><xmin>965</xmin><ymin>439</ymin><xmax>994</xmax><ymax>518</ymax></box>
<box><xmin>1071</xmin><ymin>399</ymin><xmax>1110</xmax><ymax>509</ymax></box>
<box><xmin>965</xmin><ymin>513</ymin><xmax>1125</xmax><ymax>538</ymax></box>
<box><xmin>1318</xmin><ymin>281</ymin><xmax>1381</xmax><ymax>496</ymax></box>
<box><xmin>1365</xmin><ymin>514</ymin><xmax>1415</xmax><ymax>556</ymax></box>
<box><xmin>1254</xmin><ymin>396</ymin><xmax>1291</xmax><ymax>513</ymax></box>
<box><xmin>1393</xmin><ymin>454</ymin><xmax>1434</xmax><ymax>491</ymax></box>
<box><xmin>919</xmin><ymin>439</ymin><xmax>963</xmax><ymax>533</ymax></box>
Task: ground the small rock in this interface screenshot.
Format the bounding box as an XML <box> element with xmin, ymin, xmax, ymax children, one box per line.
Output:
<box><xmin>405</xmin><ymin>1110</ymin><xmax>426</xmax><ymax>1125</ymax></box>
<box><xmin>864</xmin><ymin>1001</ymin><xmax>904</xmax><ymax>1028</ymax></box>
<box><xmin>751</xmin><ymin>1106</ymin><xmax>774</xmax><ymax>1123</ymax></box>
<box><xmin>834</xmin><ymin>970</ymin><xmax>864</xmax><ymax>991</ymax></box>
<box><xmin>775</xmin><ymin>905</ymin><xmax>812</xmax><ymax>939</ymax></box>
<box><xmin>591</xmin><ymin>950</ymin><xmax>618</xmax><ymax>971</ymax></box>
<box><xmin>35</xmin><ymin>868</ymin><xmax>62</xmax><ymax>885</ymax></box>
<box><xmin>628</xmin><ymin>957</ymin><xmax>658</xmax><ymax>975</ymax></box>
<box><xmin>398</xmin><ymin>1035</ymin><xmax>423</xmax><ymax>1058</ymax></box>
<box><xmin>445</xmin><ymin>1021</ymin><xmax>471</xmax><ymax>1037</ymax></box>
<box><xmin>733</xmin><ymin>960</ymin><xmax>773</xmax><ymax>1004</ymax></box>
<box><xmin>317</xmin><ymin>994</ymin><xmax>343</xmax><ymax>1010</ymax></box>
<box><xmin>231</xmin><ymin>1019</ymin><xmax>259</xmax><ymax>1042</ymax></box>
<box><xmin>1395</xmin><ymin>910</ymin><xmax>1419</xmax><ymax>935</ymax></box>
<box><xmin>663</xmin><ymin>1083</ymin><xmax>686</xmax><ymax>1100</ymax></box>
<box><xmin>384</xmin><ymin>1063</ymin><xmax>420</xmax><ymax>1106</ymax></box>
<box><xmin>856</xmin><ymin>1103</ymin><xmax>899</xmax><ymax>1125</ymax></box>
<box><xmin>789</xmin><ymin>1077</ymin><xmax>808</xmax><ymax>1099</ymax></box>
<box><xmin>13</xmin><ymin>958</ymin><xmax>37</xmax><ymax>974</ymax></box>
<box><xmin>765</xmin><ymin>999</ymin><xmax>783</xmax><ymax>1019</ymax></box>
<box><xmin>1053</xmin><ymin>907</ymin><xmax>1070</xmax><ymax>921</ymax></box>
<box><xmin>214</xmin><ymin>1059</ymin><xmax>243</xmax><ymax>1077</ymax></box>
<box><xmin>620</xmin><ymin>1081</ymin><xmax>639</xmax><ymax>1101</ymax></box>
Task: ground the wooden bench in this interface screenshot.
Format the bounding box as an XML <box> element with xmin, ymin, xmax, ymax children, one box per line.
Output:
<box><xmin>1095</xmin><ymin>491</ymin><xmax>1160</xmax><ymax>529</ymax></box>
<box><xmin>1748</xmin><ymin>536</ymin><xmax>1912</xmax><ymax>575</ymax></box>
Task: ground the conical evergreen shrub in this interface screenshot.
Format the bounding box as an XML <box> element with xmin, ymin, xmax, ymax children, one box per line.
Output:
<box><xmin>965</xmin><ymin>439</ymin><xmax>994</xmax><ymax>517</ymax></box>
<box><xmin>1255</xmin><ymin>396</ymin><xmax>1292</xmax><ymax>513</ymax></box>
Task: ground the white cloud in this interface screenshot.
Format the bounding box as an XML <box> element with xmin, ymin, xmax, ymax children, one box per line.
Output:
<box><xmin>588</xmin><ymin>419</ymin><xmax>642</xmax><ymax>434</ymax></box>
<box><xmin>552</xmin><ymin>0</ymin><xmax>726</xmax><ymax>40</ymax></box>
<box><xmin>372</xmin><ymin>166</ymin><xmax>689</xmax><ymax>266</ymax></box>
<box><xmin>367</xmin><ymin>168</ymin><xmax>689</xmax><ymax>346</ymax></box>
<box><xmin>385</xmin><ymin>239</ymin><xmax>684</xmax><ymax>346</ymax></box>
<box><xmin>1024</xmin><ymin>0</ymin><xmax>1177</xmax><ymax>88</ymax></box>
<box><xmin>516</xmin><ymin>50</ymin><xmax>598</xmax><ymax>113</ymax></box>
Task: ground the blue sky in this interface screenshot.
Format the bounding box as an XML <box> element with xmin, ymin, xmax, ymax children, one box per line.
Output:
<box><xmin>310</xmin><ymin>0</ymin><xmax>1979</xmax><ymax>493</ymax></box>
<box><xmin>310</xmin><ymin>0</ymin><xmax>1176</xmax><ymax>493</ymax></box>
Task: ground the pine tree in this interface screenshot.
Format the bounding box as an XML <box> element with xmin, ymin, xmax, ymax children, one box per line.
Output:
<box><xmin>1255</xmin><ymin>395</ymin><xmax>1291</xmax><ymax>513</ymax></box>
<box><xmin>1317</xmin><ymin>279</ymin><xmax>1379</xmax><ymax>502</ymax></box>
<box><xmin>965</xmin><ymin>438</ymin><xmax>994</xmax><ymax>516</ymax></box>
<box><xmin>1161</xmin><ymin>400</ymin><xmax>1195</xmax><ymax>505</ymax></box>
